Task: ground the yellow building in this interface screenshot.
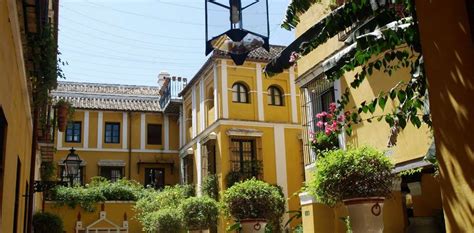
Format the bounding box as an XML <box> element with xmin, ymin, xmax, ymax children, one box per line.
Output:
<box><xmin>1</xmin><ymin>0</ymin><xmax>60</xmax><ymax>232</ymax></box>
<box><xmin>176</xmin><ymin>46</ymin><xmax>304</xmax><ymax>231</ymax></box>
<box><xmin>264</xmin><ymin>1</ymin><xmax>445</xmax><ymax>232</ymax></box>
<box><xmin>50</xmin><ymin>75</ymin><xmax>186</xmax><ymax>187</ymax></box>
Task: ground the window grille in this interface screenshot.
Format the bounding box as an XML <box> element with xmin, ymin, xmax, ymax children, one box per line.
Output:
<box><xmin>230</xmin><ymin>138</ymin><xmax>262</xmax><ymax>179</ymax></box>
<box><xmin>301</xmin><ymin>79</ymin><xmax>335</xmax><ymax>166</ymax></box>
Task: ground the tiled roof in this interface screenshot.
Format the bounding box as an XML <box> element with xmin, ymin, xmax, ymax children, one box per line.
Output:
<box><xmin>51</xmin><ymin>81</ymin><xmax>162</xmax><ymax>112</ymax></box>
<box><xmin>213</xmin><ymin>45</ymin><xmax>286</xmax><ymax>61</ymax></box>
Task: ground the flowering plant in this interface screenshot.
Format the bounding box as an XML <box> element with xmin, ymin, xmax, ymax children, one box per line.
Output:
<box><xmin>310</xmin><ymin>103</ymin><xmax>351</xmax><ymax>153</ymax></box>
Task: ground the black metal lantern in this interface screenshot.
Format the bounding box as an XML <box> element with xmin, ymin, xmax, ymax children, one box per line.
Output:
<box><xmin>205</xmin><ymin>0</ymin><xmax>270</xmax><ymax>65</ymax></box>
<box><xmin>64</xmin><ymin>147</ymin><xmax>82</xmax><ymax>185</ymax></box>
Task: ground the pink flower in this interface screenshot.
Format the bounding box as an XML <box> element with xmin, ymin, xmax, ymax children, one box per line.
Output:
<box><xmin>332</xmin><ymin>121</ymin><xmax>338</xmax><ymax>128</ymax></box>
<box><xmin>316</xmin><ymin>121</ymin><xmax>324</xmax><ymax>128</ymax></box>
<box><xmin>325</xmin><ymin>129</ymin><xmax>332</xmax><ymax>136</ymax></box>
<box><xmin>316</xmin><ymin>111</ymin><xmax>328</xmax><ymax>119</ymax></box>
<box><xmin>329</xmin><ymin>103</ymin><xmax>337</xmax><ymax>112</ymax></box>
<box><xmin>327</xmin><ymin>113</ymin><xmax>333</xmax><ymax>119</ymax></box>
<box><xmin>337</xmin><ymin>114</ymin><xmax>346</xmax><ymax>122</ymax></box>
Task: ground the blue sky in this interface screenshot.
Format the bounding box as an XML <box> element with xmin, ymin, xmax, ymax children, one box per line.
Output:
<box><xmin>58</xmin><ymin>0</ymin><xmax>294</xmax><ymax>86</ymax></box>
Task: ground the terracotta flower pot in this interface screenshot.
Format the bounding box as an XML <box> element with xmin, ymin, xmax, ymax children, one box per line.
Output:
<box><xmin>240</xmin><ymin>219</ymin><xmax>267</xmax><ymax>233</ymax></box>
<box><xmin>343</xmin><ymin>197</ymin><xmax>385</xmax><ymax>233</ymax></box>
<box><xmin>188</xmin><ymin>229</ymin><xmax>209</xmax><ymax>233</ymax></box>
<box><xmin>57</xmin><ymin>104</ymin><xmax>68</xmax><ymax>132</ymax></box>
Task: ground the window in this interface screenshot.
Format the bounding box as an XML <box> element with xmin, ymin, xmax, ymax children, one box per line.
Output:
<box><xmin>65</xmin><ymin>122</ymin><xmax>81</xmax><ymax>143</ymax></box>
<box><xmin>230</xmin><ymin>139</ymin><xmax>261</xmax><ymax>179</ymax></box>
<box><xmin>147</xmin><ymin>124</ymin><xmax>162</xmax><ymax>145</ymax></box>
<box><xmin>144</xmin><ymin>168</ymin><xmax>165</xmax><ymax>189</ymax></box>
<box><xmin>104</xmin><ymin>122</ymin><xmax>120</xmax><ymax>144</ymax></box>
<box><xmin>60</xmin><ymin>166</ymin><xmax>84</xmax><ymax>186</ymax></box>
<box><xmin>267</xmin><ymin>86</ymin><xmax>284</xmax><ymax>106</ymax></box>
<box><xmin>100</xmin><ymin>166</ymin><xmax>123</xmax><ymax>182</ymax></box>
<box><xmin>232</xmin><ymin>82</ymin><xmax>249</xmax><ymax>103</ymax></box>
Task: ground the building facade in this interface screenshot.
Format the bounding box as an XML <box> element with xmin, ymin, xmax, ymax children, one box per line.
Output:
<box><xmin>50</xmin><ymin>76</ymin><xmax>186</xmax><ymax>188</ymax></box>
<box><xmin>1</xmin><ymin>0</ymin><xmax>61</xmax><ymax>232</ymax></box>
<box><xmin>265</xmin><ymin>1</ymin><xmax>446</xmax><ymax>232</ymax></box>
<box><xmin>173</xmin><ymin>46</ymin><xmax>304</xmax><ymax>231</ymax></box>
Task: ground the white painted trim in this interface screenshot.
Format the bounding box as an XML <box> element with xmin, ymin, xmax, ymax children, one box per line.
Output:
<box><xmin>97</xmin><ymin>112</ymin><xmax>103</xmax><ymax>149</ymax></box>
<box><xmin>334</xmin><ymin>79</ymin><xmax>347</xmax><ymax>150</ymax></box>
<box><xmin>140</xmin><ymin>113</ymin><xmax>146</xmax><ymax>150</ymax></box>
<box><xmin>256</xmin><ymin>63</ymin><xmax>265</xmax><ymax>121</ymax></box>
<box><xmin>192</xmin><ymin>85</ymin><xmax>197</xmax><ymax>137</ymax></box>
<box><xmin>122</xmin><ymin>112</ymin><xmax>128</xmax><ymax>149</ymax></box>
<box><xmin>213</xmin><ymin>63</ymin><xmax>219</xmax><ymax>122</ymax></box>
<box><xmin>164</xmin><ymin>114</ymin><xmax>169</xmax><ymax>150</ymax></box>
<box><xmin>179</xmin><ymin>119</ymin><xmax>301</xmax><ymax>154</ymax></box>
<box><xmin>299</xmin><ymin>192</ymin><xmax>318</xmax><ymax>205</ymax></box>
<box><xmin>289</xmin><ymin>67</ymin><xmax>298</xmax><ymax>123</ymax></box>
<box><xmin>274</xmin><ymin>125</ymin><xmax>289</xmax><ymax>225</ymax></box>
<box><xmin>221</xmin><ymin>60</ymin><xmax>229</xmax><ymax>118</ymax></box>
<box><xmin>57</xmin><ymin>131</ymin><xmax>63</xmax><ymax>148</ymax></box>
<box><xmin>83</xmin><ymin>111</ymin><xmax>90</xmax><ymax>149</ymax></box>
<box><xmin>199</xmin><ymin>80</ymin><xmax>205</xmax><ymax>132</ymax></box>
<box><xmin>56</xmin><ymin>147</ymin><xmax>179</xmax><ymax>153</ymax></box>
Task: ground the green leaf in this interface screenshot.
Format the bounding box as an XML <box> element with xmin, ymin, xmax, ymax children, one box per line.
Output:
<box><xmin>385</xmin><ymin>115</ymin><xmax>394</xmax><ymax>127</ymax></box>
<box><xmin>368</xmin><ymin>99</ymin><xmax>377</xmax><ymax>114</ymax></box>
<box><xmin>378</xmin><ymin>96</ymin><xmax>387</xmax><ymax>110</ymax></box>
<box><xmin>397</xmin><ymin>90</ymin><xmax>407</xmax><ymax>103</ymax></box>
<box><xmin>389</xmin><ymin>89</ymin><xmax>397</xmax><ymax>100</ymax></box>
<box><xmin>398</xmin><ymin>115</ymin><xmax>407</xmax><ymax>129</ymax></box>
<box><xmin>410</xmin><ymin>116</ymin><xmax>422</xmax><ymax>128</ymax></box>
<box><xmin>377</xmin><ymin>115</ymin><xmax>384</xmax><ymax>121</ymax></box>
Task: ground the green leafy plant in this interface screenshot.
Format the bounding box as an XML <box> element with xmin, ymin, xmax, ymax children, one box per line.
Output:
<box><xmin>222</xmin><ymin>178</ymin><xmax>285</xmax><ymax>221</ymax></box>
<box><xmin>225</xmin><ymin>160</ymin><xmax>264</xmax><ymax>188</ymax></box>
<box><xmin>308</xmin><ymin>147</ymin><xmax>395</xmax><ymax>206</ymax></box>
<box><xmin>135</xmin><ymin>184</ymin><xmax>194</xmax><ymax>232</ymax></box>
<box><xmin>32</xmin><ymin>212</ymin><xmax>64</xmax><ymax>233</ymax></box>
<box><xmin>51</xmin><ymin>178</ymin><xmax>144</xmax><ymax>212</ymax></box>
<box><xmin>180</xmin><ymin>196</ymin><xmax>219</xmax><ymax>230</ymax></box>
<box><xmin>202</xmin><ymin>174</ymin><xmax>219</xmax><ymax>200</ymax></box>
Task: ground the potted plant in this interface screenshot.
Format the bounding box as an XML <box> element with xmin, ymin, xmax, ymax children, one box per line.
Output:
<box><xmin>308</xmin><ymin>147</ymin><xmax>394</xmax><ymax>233</ymax></box>
<box><xmin>180</xmin><ymin>196</ymin><xmax>219</xmax><ymax>233</ymax></box>
<box><xmin>55</xmin><ymin>99</ymin><xmax>72</xmax><ymax>132</ymax></box>
<box><xmin>32</xmin><ymin>212</ymin><xmax>64</xmax><ymax>233</ymax></box>
<box><xmin>222</xmin><ymin>178</ymin><xmax>285</xmax><ymax>233</ymax></box>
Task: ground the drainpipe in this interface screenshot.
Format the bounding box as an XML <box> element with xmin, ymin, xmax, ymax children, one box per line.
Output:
<box><xmin>128</xmin><ymin>112</ymin><xmax>132</xmax><ymax>179</ymax></box>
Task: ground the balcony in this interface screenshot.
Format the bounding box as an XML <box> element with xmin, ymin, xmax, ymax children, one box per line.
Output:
<box><xmin>159</xmin><ymin>76</ymin><xmax>187</xmax><ymax>114</ymax></box>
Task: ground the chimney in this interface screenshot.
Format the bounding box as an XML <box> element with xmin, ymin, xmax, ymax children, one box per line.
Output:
<box><xmin>157</xmin><ymin>71</ymin><xmax>170</xmax><ymax>88</ymax></box>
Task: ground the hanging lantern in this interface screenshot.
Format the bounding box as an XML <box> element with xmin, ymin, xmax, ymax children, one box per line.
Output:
<box><xmin>205</xmin><ymin>0</ymin><xmax>270</xmax><ymax>65</ymax></box>
<box><xmin>64</xmin><ymin>147</ymin><xmax>82</xmax><ymax>184</ymax></box>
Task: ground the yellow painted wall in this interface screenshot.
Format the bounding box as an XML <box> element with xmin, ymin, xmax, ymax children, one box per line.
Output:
<box><xmin>227</xmin><ymin>61</ymin><xmax>259</xmax><ymax>121</ymax></box>
<box><xmin>0</xmin><ymin>0</ymin><xmax>36</xmax><ymax>232</ymax></box>
<box><xmin>412</xmin><ymin>174</ymin><xmax>443</xmax><ymax>217</ymax></box>
<box><xmin>62</xmin><ymin>111</ymin><xmax>85</xmax><ymax>149</ymax></box>
<box><xmin>341</xmin><ymin>66</ymin><xmax>432</xmax><ymax>163</ymax></box>
<box><xmin>53</xmin><ymin>111</ymin><xmax>180</xmax><ymax>186</ymax></box>
<box><xmin>44</xmin><ymin>202</ymin><xmax>143</xmax><ymax>233</ymax></box>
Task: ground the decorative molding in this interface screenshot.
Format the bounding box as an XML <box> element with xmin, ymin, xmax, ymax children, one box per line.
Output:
<box><xmin>226</xmin><ymin>128</ymin><xmax>263</xmax><ymax>137</ymax></box>
<box><xmin>221</xmin><ymin>60</ymin><xmax>229</xmax><ymax>118</ymax></box>
<box><xmin>56</xmin><ymin>147</ymin><xmax>179</xmax><ymax>153</ymax></box>
<box><xmin>289</xmin><ymin>67</ymin><xmax>298</xmax><ymax>123</ymax></box>
<box><xmin>97</xmin><ymin>112</ymin><xmax>103</xmax><ymax>149</ymax></box>
<box><xmin>122</xmin><ymin>112</ymin><xmax>128</xmax><ymax>149</ymax></box>
<box><xmin>140</xmin><ymin>113</ymin><xmax>146</xmax><ymax>150</ymax></box>
<box><xmin>256</xmin><ymin>63</ymin><xmax>265</xmax><ymax>121</ymax></box>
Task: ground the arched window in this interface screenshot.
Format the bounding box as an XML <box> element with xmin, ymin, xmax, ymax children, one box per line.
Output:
<box><xmin>232</xmin><ymin>82</ymin><xmax>249</xmax><ymax>103</ymax></box>
<box><xmin>267</xmin><ymin>85</ymin><xmax>284</xmax><ymax>106</ymax></box>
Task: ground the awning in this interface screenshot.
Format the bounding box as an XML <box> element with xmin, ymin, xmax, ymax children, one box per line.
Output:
<box><xmin>226</xmin><ymin>128</ymin><xmax>263</xmax><ymax>137</ymax></box>
<box><xmin>97</xmin><ymin>160</ymin><xmax>126</xmax><ymax>167</ymax></box>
